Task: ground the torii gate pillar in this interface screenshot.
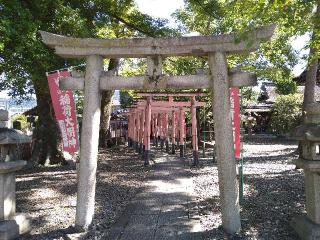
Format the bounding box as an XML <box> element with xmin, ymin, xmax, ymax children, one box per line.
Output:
<box><xmin>179</xmin><ymin>108</ymin><xmax>185</xmax><ymax>157</ymax></box>
<box><xmin>75</xmin><ymin>55</ymin><xmax>103</xmax><ymax>229</ymax></box>
<box><xmin>171</xmin><ymin>110</ymin><xmax>176</xmax><ymax>154</ymax></box>
<box><xmin>209</xmin><ymin>52</ymin><xmax>241</xmax><ymax>233</ymax></box>
<box><xmin>144</xmin><ymin>97</ymin><xmax>152</xmax><ymax>165</ymax></box>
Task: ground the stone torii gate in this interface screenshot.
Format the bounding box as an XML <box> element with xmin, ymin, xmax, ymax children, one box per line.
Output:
<box><xmin>40</xmin><ymin>25</ymin><xmax>274</xmax><ymax>234</ymax></box>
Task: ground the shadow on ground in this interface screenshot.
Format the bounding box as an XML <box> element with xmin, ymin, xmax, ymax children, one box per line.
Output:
<box><xmin>16</xmin><ymin>146</ymin><xmax>149</xmax><ymax>240</ymax></box>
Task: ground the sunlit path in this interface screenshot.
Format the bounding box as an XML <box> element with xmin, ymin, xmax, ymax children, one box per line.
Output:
<box><xmin>107</xmin><ymin>149</ymin><xmax>202</xmax><ymax>240</ymax></box>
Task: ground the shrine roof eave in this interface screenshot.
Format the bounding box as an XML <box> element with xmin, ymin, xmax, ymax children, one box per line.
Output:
<box><xmin>39</xmin><ymin>24</ymin><xmax>275</xmax><ymax>59</ymax></box>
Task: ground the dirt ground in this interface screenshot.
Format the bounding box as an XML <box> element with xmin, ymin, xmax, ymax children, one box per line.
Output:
<box><xmin>16</xmin><ymin>138</ymin><xmax>304</xmax><ymax>239</ymax></box>
<box><xmin>192</xmin><ymin>138</ymin><xmax>304</xmax><ymax>240</ymax></box>
<box><xmin>17</xmin><ymin>146</ymin><xmax>149</xmax><ymax>240</ymax></box>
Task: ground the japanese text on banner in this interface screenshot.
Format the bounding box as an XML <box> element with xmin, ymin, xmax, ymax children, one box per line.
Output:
<box><xmin>230</xmin><ymin>87</ymin><xmax>241</xmax><ymax>158</ymax></box>
<box><xmin>47</xmin><ymin>70</ymin><xmax>79</xmax><ymax>152</ymax></box>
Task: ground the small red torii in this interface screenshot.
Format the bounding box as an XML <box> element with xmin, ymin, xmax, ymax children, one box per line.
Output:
<box><xmin>127</xmin><ymin>92</ymin><xmax>205</xmax><ymax>166</ymax></box>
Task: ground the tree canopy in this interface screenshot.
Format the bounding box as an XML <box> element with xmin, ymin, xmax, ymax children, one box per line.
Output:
<box><xmin>0</xmin><ymin>0</ymin><xmax>174</xmax><ymax>164</ymax></box>
<box><xmin>174</xmin><ymin>0</ymin><xmax>319</xmax><ymax>94</ymax></box>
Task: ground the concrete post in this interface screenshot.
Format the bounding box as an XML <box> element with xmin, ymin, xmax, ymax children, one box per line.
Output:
<box><xmin>209</xmin><ymin>52</ymin><xmax>241</xmax><ymax>234</ymax></box>
<box><xmin>75</xmin><ymin>55</ymin><xmax>103</xmax><ymax>229</ymax></box>
<box><xmin>191</xmin><ymin>97</ymin><xmax>199</xmax><ymax>166</ymax></box>
<box><xmin>171</xmin><ymin>110</ymin><xmax>176</xmax><ymax>154</ymax></box>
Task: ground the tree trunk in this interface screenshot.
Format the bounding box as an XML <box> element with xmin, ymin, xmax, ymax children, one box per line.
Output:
<box><xmin>303</xmin><ymin>48</ymin><xmax>318</xmax><ymax>112</ymax></box>
<box><xmin>99</xmin><ymin>59</ymin><xmax>120</xmax><ymax>148</ymax></box>
<box><xmin>302</xmin><ymin>4</ymin><xmax>319</xmax><ymax>113</ymax></box>
<box><xmin>31</xmin><ymin>83</ymin><xmax>66</xmax><ymax>165</ymax></box>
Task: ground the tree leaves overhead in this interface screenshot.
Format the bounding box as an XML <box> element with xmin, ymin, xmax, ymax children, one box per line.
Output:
<box><xmin>0</xmin><ymin>0</ymin><xmax>175</xmax><ymax>100</ymax></box>
<box><xmin>0</xmin><ymin>0</ymin><xmax>178</xmax><ymax>163</ymax></box>
<box><xmin>174</xmin><ymin>0</ymin><xmax>318</xmax><ymax>93</ymax></box>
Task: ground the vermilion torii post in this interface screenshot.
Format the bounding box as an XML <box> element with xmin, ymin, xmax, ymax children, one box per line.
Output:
<box><xmin>139</xmin><ymin>110</ymin><xmax>145</xmax><ymax>154</ymax></box>
<box><xmin>171</xmin><ymin>110</ymin><xmax>176</xmax><ymax>154</ymax></box>
<box><xmin>40</xmin><ymin>25</ymin><xmax>274</xmax><ymax>233</ymax></box>
<box><xmin>143</xmin><ymin>97</ymin><xmax>152</xmax><ymax>165</ymax></box>
<box><xmin>136</xmin><ymin>112</ymin><xmax>140</xmax><ymax>153</ymax></box>
<box><xmin>191</xmin><ymin>96</ymin><xmax>199</xmax><ymax>166</ymax></box>
<box><xmin>179</xmin><ymin>108</ymin><xmax>186</xmax><ymax>157</ymax></box>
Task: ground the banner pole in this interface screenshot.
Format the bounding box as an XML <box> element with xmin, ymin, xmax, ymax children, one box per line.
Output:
<box><xmin>239</xmin><ymin>88</ymin><xmax>244</xmax><ymax>203</ymax></box>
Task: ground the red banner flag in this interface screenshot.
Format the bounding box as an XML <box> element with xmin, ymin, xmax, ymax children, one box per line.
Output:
<box><xmin>47</xmin><ymin>70</ymin><xmax>79</xmax><ymax>152</ymax></box>
<box><xmin>230</xmin><ymin>87</ymin><xmax>241</xmax><ymax>158</ymax></box>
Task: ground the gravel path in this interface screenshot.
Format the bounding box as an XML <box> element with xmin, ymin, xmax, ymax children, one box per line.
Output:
<box><xmin>16</xmin><ymin>138</ymin><xmax>305</xmax><ymax>239</ymax></box>
<box><xmin>192</xmin><ymin>138</ymin><xmax>305</xmax><ymax>240</ymax></box>
<box><xmin>17</xmin><ymin>146</ymin><xmax>149</xmax><ymax>240</ymax></box>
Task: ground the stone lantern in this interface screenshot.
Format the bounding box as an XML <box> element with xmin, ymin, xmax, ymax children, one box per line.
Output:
<box><xmin>0</xmin><ymin>110</ymin><xmax>30</xmax><ymax>239</ymax></box>
<box><xmin>291</xmin><ymin>103</ymin><xmax>320</xmax><ymax>239</ymax></box>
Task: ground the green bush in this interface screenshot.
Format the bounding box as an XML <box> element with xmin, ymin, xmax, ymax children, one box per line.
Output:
<box><xmin>275</xmin><ymin>78</ymin><xmax>297</xmax><ymax>95</ymax></box>
<box><xmin>269</xmin><ymin>94</ymin><xmax>303</xmax><ymax>135</ymax></box>
<box><xmin>11</xmin><ymin>114</ymin><xmax>29</xmax><ymax>132</ymax></box>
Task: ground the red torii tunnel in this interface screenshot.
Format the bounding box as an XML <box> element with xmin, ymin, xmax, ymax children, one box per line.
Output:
<box><xmin>127</xmin><ymin>93</ymin><xmax>205</xmax><ymax>166</ymax></box>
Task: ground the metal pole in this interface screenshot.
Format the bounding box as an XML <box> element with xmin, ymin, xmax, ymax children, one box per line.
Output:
<box><xmin>239</xmin><ymin>88</ymin><xmax>244</xmax><ymax>203</ymax></box>
<box><xmin>202</xmin><ymin>105</ymin><xmax>206</xmax><ymax>158</ymax></box>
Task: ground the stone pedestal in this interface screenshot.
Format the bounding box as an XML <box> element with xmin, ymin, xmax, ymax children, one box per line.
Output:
<box><xmin>290</xmin><ymin>103</ymin><xmax>320</xmax><ymax>239</ymax></box>
<box><xmin>160</xmin><ymin>139</ymin><xmax>164</xmax><ymax>150</ymax></box>
<box><xmin>171</xmin><ymin>143</ymin><xmax>175</xmax><ymax>154</ymax></box>
<box><xmin>0</xmin><ymin>160</ymin><xmax>30</xmax><ymax>240</ymax></box>
<box><xmin>291</xmin><ymin>215</ymin><xmax>320</xmax><ymax>240</ymax></box>
<box><xmin>165</xmin><ymin>141</ymin><xmax>169</xmax><ymax>153</ymax></box>
<box><xmin>179</xmin><ymin>145</ymin><xmax>184</xmax><ymax>158</ymax></box>
<box><xmin>192</xmin><ymin>151</ymin><xmax>199</xmax><ymax>166</ymax></box>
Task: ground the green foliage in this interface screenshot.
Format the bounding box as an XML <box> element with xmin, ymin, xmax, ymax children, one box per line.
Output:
<box><xmin>241</xmin><ymin>87</ymin><xmax>258</xmax><ymax>105</ymax></box>
<box><xmin>174</xmin><ymin>0</ymin><xmax>319</xmax><ymax>92</ymax></box>
<box><xmin>269</xmin><ymin>94</ymin><xmax>303</xmax><ymax>135</ymax></box>
<box><xmin>0</xmin><ymin>0</ymin><xmax>176</xmax><ymax>163</ymax></box>
<box><xmin>0</xmin><ymin>0</ymin><xmax>175</xmax><ymax>101</ymax></box>
<box><xmin>11</xmin><ymin>114</ymin><xmax>28</xmax><ymax>132</ymax></box>
<box><xmin>274</xmin><ymin>76</ymin><xmax>297</xmax><ymax>95</ymax></box>
<box><xmin>163</xmin><ymin>56</ymin><xmax>206</xmax><ymax>75</ymax></box>
<box><xmin>120</xmin><ymin>90</ymin><xmax>137</xmax><ymax>108</ymax></box>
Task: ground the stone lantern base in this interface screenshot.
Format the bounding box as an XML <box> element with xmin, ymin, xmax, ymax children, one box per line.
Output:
<box><xmin>291</xmin><ymin>158</ymin><xmax>320</xmax><ymax>240</ymax></box>
<box><xmin>0</xmin><ymin>161</ymin><xmax>30</xmax><ymax>240</ymax></box>
<box><xmin>0</xmin><ymin>214</ymin><xmax>30</xmax><ymax>240</ymax></box>
<box><xmin>291</xmin><ymin>215</ymin><xmax>320</xmax><ymax>240</ymax></box>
